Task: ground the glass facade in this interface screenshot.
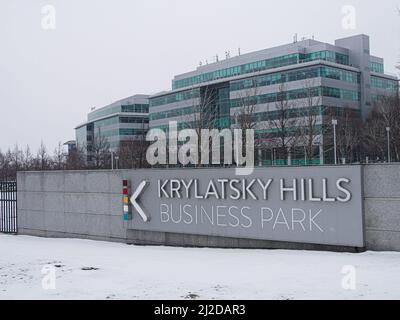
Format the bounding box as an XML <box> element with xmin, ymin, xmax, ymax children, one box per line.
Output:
<box><xmin>215</xmin><ymin>86</ymin><xmax>231</xmax><ymax>128</ymax></box>
<box><xmin>231</xmin><ymin>106</ymin><xmax>323</xmax><ymax>124</ymax></box>
<box><xmin>88</xmin><ymin>103</ymin><xmax>149</xmax><ymax>121</ymax></box>
<box><xmin>149</xmin><ymin>106</ymin><xmax>196</xmax><ymax>121</ymax></box>
<box><xmin>94</xmin><ymin>116</ymin><xmax>119</xmax><ymax>128</ymax></box>
<box><xmin>256</xmin><ymin>124</ymin><xmax>323</xmax><ymax>137</ymax></box>
<box><xmin>76</xmin><ymin>126</ymin><xmax>87</xmax><ymax>147</ymax></box>
<box><xmin>150</xmin><ymin>121</ymin><xmax>196</xmax><ymax>132</ymax></box>
<box><xmin>92</xmin><ymin>116</ymin><xmax>149</xmax><ymax>128</ymax></box>
<box><xmin>370</xmin><ymin>61</ymin><xmax>384</xmax><ymax>73</ymax></box>
<box><xmin>120</xmin><ymin>117</ymin><xmax>149</xmax><ymax>124</ymax></box>
<box><xmin>79</xmin><ymin>113</ymin><xmax>149</xmax><ymax>155</ymax></box>
<box><xmin>149</xmin><ymin>85</ymin><xmax>360</xmax><ymax>123</ymax></box>
<box><xmin>121</xmin><ymin>104</ymin><xmax>149</xmax><ymax>113</ymax></box>
<box><xmin>149</xmin><ymin>84</ymin><xmax>231</xmax><ymax>125</ymax></box>
<box><xmin>150</xmin><ymin>88</ymin><xmax>200</xmax><ymax>108</ymax></box>
<box><xmin>370</xmin><ymin>76</ymin><xmax>398</xmax><ymax>91</ymax></box>
<box><xmin>300</xmin><ymin>51</ymin><xmax>349</xmax><ymax>65</ymax></box>
<box><xmin>172</xmin><ymin>51</ymin><xmax>350</xmax><ymax>90</ymax></box>
<box><xmin>230</xmin><ymin>66</ymin><xmax>360</xmax><ymax>91</ymax></box>
<box><xmin>231</xmin><ymin>106</ymin><xmax>361</xmax><ymax>124</ymax></box>
<box><xmin>119</xmin><ymin>128</ymin><xmax>148</xmax><ymax>136</ymax></box>
<box><xmin>230</xmin><ymin>86</ymin><xmax>360</xmax><ymax>108</ymax></box>
<box><xmin>99</xmin><ymin>128</ymin><xmax>148</xmax><ymax>138</ymax></box>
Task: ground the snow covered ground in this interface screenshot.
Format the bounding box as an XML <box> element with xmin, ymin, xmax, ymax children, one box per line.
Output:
<box><xmin>1</xmin><ymin>234</ymin><xmax>400</xmax><ymax>300</ymax></box>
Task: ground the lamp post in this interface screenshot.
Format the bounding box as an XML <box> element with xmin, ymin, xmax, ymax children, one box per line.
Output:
<box><xmin>386</xmin><ymin>127</ymin><xmax>391</xmax><ymax>163</ymax></box>
<box><xmin>332</xmin><ymin>119</ymin><xmax>338</xmax><ymax>165</ymax></box>
<box><xmin>115</xmin><ymin>155</ymin><xmax>119</xmax><ymax>170</ymax></box>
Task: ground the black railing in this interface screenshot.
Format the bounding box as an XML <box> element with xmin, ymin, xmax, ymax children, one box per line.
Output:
<box><xmin>0</xmin><ymin>181</ymin><xmax>17</xmax><ymax>234</ymax></box>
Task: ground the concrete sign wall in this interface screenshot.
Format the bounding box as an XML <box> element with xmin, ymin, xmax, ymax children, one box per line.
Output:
<box><xmin>122</xmin><ymin>166</ymin><xmax>364</xmax><ymax>247</ymax></box>
<box><xmin>18</xmin><ymin>165</ymin><xmax>400</xmax><ymax>251</ymax></box>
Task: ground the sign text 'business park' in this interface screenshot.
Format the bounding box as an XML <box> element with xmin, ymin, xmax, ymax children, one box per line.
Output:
<box><xmin>123</xmin><ymin>166</ymin><xmax>364</xmax><ymax>247</ymax></box>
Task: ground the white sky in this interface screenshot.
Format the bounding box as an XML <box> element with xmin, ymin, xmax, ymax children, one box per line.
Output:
<box><xmin>0</xmin><ymin>0</ymin><xmax>399</xmax><ymax>152</ymax></box>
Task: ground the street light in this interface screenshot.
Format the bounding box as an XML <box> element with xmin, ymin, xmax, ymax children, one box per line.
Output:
<box><xmin>332</xmin><ymin>119</ymin><xmax>338</xmax><ymax>165</ymax></box>
<box><xmin>111</xmin><ymin>152</ymin><xmax>119</xmax><ymax>170</ymax></box>
<box><xmin>115</xmin><ymin>155</ymin><xmax>119</xmax><ymax>170</ymax></box>
<box><xmin>386</xmin><ymin>127</ymin><xmax>391</xmax><ymax>163</ymax></box>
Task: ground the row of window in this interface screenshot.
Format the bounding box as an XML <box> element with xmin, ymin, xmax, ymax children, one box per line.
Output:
<box><xmin>119</xmin><ymin>117</ymin><xmax>149</xmax><ymax>124</ymax></box>
<box><xmin>300</xmin><ymin>51</ymin><xmax>349</xmax><ymax>65</ymax></box>
<box><xmin>243</xmin><ymin>53</ymin><xmax>300</xmax><ymax>74</ymax></box>
<box><xmin>172</xmin><ymin>51</ymin><xmax>351</xmax><ymax>90</ymax></box>
<box><xmin>119</xmin><ymin>128</ymin><xmax>148</xmax><ymax>136</ymax></box>
<box><xmin>121</xmin><ymin>104</ymin><xmax>149</xmax><ymax>113</ymax></box>
<box><xmin>149</xmin><ymin>105</ymin><xmax>360</xmax><ymax>134</ymax></box>
<box><xmin>230</xmin><ymin>86</ymin><xmax>360</xmax><ymax>108</ymax></box>
<box><xmin>150</xmin><ymin>88</ymin><xmax>200</xmax><ymax>108</ymax></box>
<box><xmin>371</xmin><ymin>94</ymin><xmax>397</xmax><ymax>103</ymax></box>
<box><xmin>370</xmin><ymin>76</ymin><xmax>398</xmax><ymax>91</ymax></box>
<box><xmin>149</xmin><ymin>106</ymin><xmax>196</xmax><ymax>121</ymax></box>
<box><xmin>93</xmin><ymin>116</ymin><xmax>149</xmax><ymax>128</ymax></box>
<box><xmin>150</xmin><ymin>106</ymin><xmax>230</xmax><ymax>123</ymax></box>
<box><xmin>148</xmin><ymin>124</ymin><xmax>323</xmax><ymax>138</ymax></box>
<box><xmin>88</xmin><ymin>104</ymin><xmax>149</xmax><ymax>121</ymax></box>
<box><xmin>255</xmin><ymin>125</ymin><xmax>324</xmax><ymax>139</ymax></box>
<box><xmin>100</xmin><ymin>128</ymin><xmax>148</xmax><ymax>137</ymax></box>
<box><xmin>232</xmin><ymin>106</ymin><xmax>322</xmax><ymax>123</ymax></box>
<box><xmin>370</xmin><ymin>61</ymin><xmax>384</xmax><ymax>74</ymax></box>
<box><xmin>149</xmin><ymin>86</ymin><xmax>361</xmax><ymax>122</ymax></box>
<box><xmin>230</xmin><ymin>66</ymin><xmax>360</xmax><ymax>91</ymax></box>
<box><xmin>150</xmin><ymin>121</ymin><xmax>196</xmax><ymax>133</ymax></box>
<box><xmin>231</xmin><ymin>106</ymin><xmax>361</xmax><ymax>124</ymax></box>
<box><xmin>94</xmin><ymin>117</ymin><xmax>119</xmax><ymax>128</ymax></box>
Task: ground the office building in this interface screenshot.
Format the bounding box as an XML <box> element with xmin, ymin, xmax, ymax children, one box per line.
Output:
<box><xmin>149</xmin><ymin>34</ymin><xmax>398</xmax><ymax>165</ymax></box>
<box><xmin>76</xmin><ymin>94</ymin><xmax>149</xmax><ymax>162</ymax></box>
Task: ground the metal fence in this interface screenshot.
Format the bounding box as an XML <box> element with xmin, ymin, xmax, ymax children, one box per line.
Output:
<box><xmin>0</xmin><ymin>181</ymin><xmax>17</xmax><ymax>233</ymax></box>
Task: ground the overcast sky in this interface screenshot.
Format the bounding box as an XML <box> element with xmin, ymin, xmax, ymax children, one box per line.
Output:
<box><xmin>0</xmin><ymin>0</ymin><xmax>399</xmax><ymax>153</ymax></box>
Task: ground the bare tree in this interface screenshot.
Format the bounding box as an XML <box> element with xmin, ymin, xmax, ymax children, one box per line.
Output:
<box><xmin>298</xmin><ymin>80</ymin><xmax>323</xmax><ymax>164</ymax></box>
<box><xmin>232</xmin><ymin>80</ymin><xmax>259</xmax><ymax>132</ymax></box>
<box><xmin>362</xmin><ymin>111</ymin><xmax>387</xmax><ymax>161</ymax></box>
<box><xmin>22</xmin><ymin>145</ymin><xmax>33</xmax><ymax>171</ymax></box>
<box><xmin>189</xmin><ymin>86</ymin><xmax>219</xmax><ymax>130</ymax></box>
<box><xmin>90</xmin><ymin>133</ymin><xmax>111</xmax><ymax>169</ymax></box>
<box><xmin>118</xmin><ymin>140</ymin><xmax>148</xmax><ymax>169</ymax></box>
<box><xmin>11</xmin><ymin>144</ymin><xmax>24</xmax><ymax>173</ymax></box>
<box><xmin>0</xmin><ymin>149</ymin><xmax>10</xmax><ymax>181</ymax></box>
<box><xmin>363</xmin><ymin>95</ymin><xmax>400</xmax><ymax>162</ymax></box>
<box><xmin>337</xmin><ymin>111</ymin><xmax>362</xmax><ymax>163</ymax></box>
<box><xmin>324</xmin><ymin>108</ymin><xmax>362</xmax><ymax>164</ymax></box>
<box><xmin>262</xmin><ymin>83</ymin><xmax>301</xmax><ymax>164</ymax></box>
<box><xmin>66</xmin><ymin>145</ymin><xmax>86</xmax><ymax>170</ymax></box>
<box><xmin>232</xmin><ymin>79</ymin><xmax>265</xmax><ymax>165</ymax></box>
<box><xmin>118</xmin><ymin>120</ymin><xmax>150</xmax><ymax>169</ymax></box>
<box><xmin>35</xmin><ymin>142</ymin><xmax>50</xmax><ymax>170</ymax></box>
<box><xmin>183</xmin><ymin>86</ymin><xmax>220</xmax><ymax>166</ymax></box>
<box><xmin>53</xmin><ymin>142</ymin><xmax>66</xmax><ymax>170</ymax></box>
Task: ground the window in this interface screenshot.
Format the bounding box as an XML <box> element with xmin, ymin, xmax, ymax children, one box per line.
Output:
<box><xmin>150</xmin><ymin>89</ymin><xmax>200</xmax><ymax>107</ymax></box>
<box><xmin>121</xmin><ymin>104</ymin><xmax>149</xmax><ymax>113</ymax></box>
<box><xmin>371</xmin><ymin>76</ymin><xmax>398</xmax><ymax>91</ymax></box>
<box><xmin>370</xmin><ymin>62</ymin><xmax>384</xmax><ymax>74</ymax></box>
<box><xmin>230</xmin><ymin>66</ymin><xmax>359</xmax><ymax>92</ymax></box>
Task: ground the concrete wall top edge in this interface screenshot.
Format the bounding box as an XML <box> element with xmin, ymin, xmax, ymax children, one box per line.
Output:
<box><xmin>16</xmin><ymin>164</ymin><xmax>382</xmax><ymax>176</ymax></box>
